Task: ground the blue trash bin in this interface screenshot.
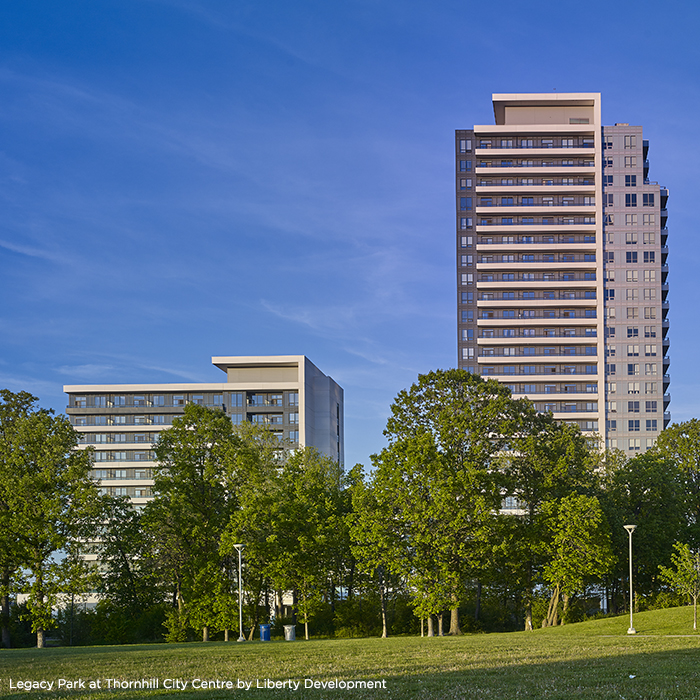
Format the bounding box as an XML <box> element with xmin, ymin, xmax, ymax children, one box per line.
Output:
<box><xmin>259</xmin><ymin>624</ymin><xmax>271</xmax><ymax>642</ymax></box>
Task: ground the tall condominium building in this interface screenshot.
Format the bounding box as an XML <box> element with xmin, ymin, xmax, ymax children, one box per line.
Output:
<box><xmin>456</xmin><ymin>93</ymin><xmax>669</xmax><ymax>453</ymax></box>
<box><xmin>64</xmin><ymin>355</ymin><xmax>344</xmax><ymax>505</ymax></box>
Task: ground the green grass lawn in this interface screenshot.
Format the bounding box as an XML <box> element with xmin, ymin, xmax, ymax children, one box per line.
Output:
<box><xmin>2</xmin><ymin>607</ymin><xmax>700</xmax><ymax>699</ymax></box>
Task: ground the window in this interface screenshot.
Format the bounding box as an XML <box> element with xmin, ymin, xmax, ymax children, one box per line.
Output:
<box><xmin>628</xmin><ymin>364</ymin><xmax>640</xmax><ymax>376</ymax></box>
<box><xmin>643</xmin><ymin>232</ymin><xmax>656</xmax><ymax>245</ymax></box>
<box><xmin>626</xmin><ymin>270</ymin><xmax>638</xmax><ymax>283</ymax></box>
<box><xmin>643</xmin><ymin>193</ymin><xmax>654</xmax><ymax>207</ymax></box>
<box><xmin>625</xmin><ymin>156</ymin><xmax>637</xmax><ymax>167</ymax></box>
<box><xmin>289</xmin><ymin>430</ymin><xmax>299</xmax><ymax>442</ymax></box>
<box><xmin>520</xmin><ymin>139</ymin><xmax>533</xmax><ymax>148</ymax></box>
<box><xmin>626</xmin><ymin>232</ymin><xmax>638</xmax><ymax>244</ymax></box>
<box><xmin>646</xmin><ymin>419</ymin><xmax>658</xmax><ymax>431</ymax></box>
<box><xmin>173</xmin><ymin>395</ymin><xmax>186</xmax><ymax>406</ymax></box>
<box><xmin>646</xmin><ymin>401</ymin><xmax>658</xmax><ymax>413</ymax></box>
<box><xmin>604</xmin><ymin>175</ymin><xmax>613</xmax><ymax>185</ymax></box>
<box><xmin>645</xmin><ymin>363</ymin><xmax>658</xmax><ymax>376</ymax></box>
<box><xmin>643</xmin><ymin>214</ymin><xmax>656</xmax><ymax>226</ymax></box>
<box><xmin>628</xmin><ymin>382</ymin><xmax>640</xmax><ymax>394</ymax></box>
<box><xmin>643</xmin><ymin>270</ymin><xmax>656</xmax><ymax>283</ymax></box>
<box><xmin>627</xmin><ymin>345</ymin><xmax>639</xmax><ymax>356</ymax></box>
<box><xmin>626</xmin><ymin>289</ymin><xmax>639</xmax><ymax>301</ymax></box>
<box><xmin>521</xmin><ymin>197</ymin><xmax>534</xmax><ymax>206</ymax></box>
<box><xmin>289</xmin><ymin>412</ymin><xmax>299</xmax><ymax>424</ymax></box>
<box><xmin>604</xmin><ymin>289</ymin><xmax>615</xmax><ymax>301</ymax></box>
<box><xmin>561</xmin><ymin>138</ymin><xmax>574</xmax><ymax>148</ymax></box>
<box><xmin>113</xmin><ymin>396</ymin><xmax>126</xmax><ymax>407</ymax></box>
<box><xmin>628</xmin><ymin>420</ymin><xmax>640</xmax><ymax>432</ymax></box>
<box><xmin>644</xmin><ymin>307</ymin><xmax>657</xmax><ymax>319</ymax></box>
<box><xmin>626</xmin><ymin>214</ymin><xmax>638</xmax><ymax>226</ymax></box>
<box><xmin>501</xmin><ymin>197</ymin><xmax>514</xmax><ymax>206</ymax></box>
<box><xmin>288</xmin><ymin>392</ymin><xmax>299</xmax><ymax>406</ymax></box>
<box><xmin>629</xmin><ymin>438</ymin><xmax>641</xmax><ymax>451</ymax></box>
<box><xmin>628</xmin><ymin>401</ymin><xmax>640</xmax><ymax>413</ymax></box>
<box><xmin>627</xmin><ymin>327</ymin><xmax>639</xmax><ymax>338</ymax></box>
<box><xmin>644</xmin><ymin>326</ymin><xmax>656</xmax><ymax>338</ymax></box>
<box><xmin>606</xmin><ymin>364</ymin><xmax>616</xmax><ymax>376</ymax></box>
<box><xmin>643</xmin><ymin>288</ymin><xmax>656</xmax><ymax>300</ymax></box>
<box><xmin>625</xmin><ymin>175</ymin><xmax>637</xmax><ymax>187</ymax></box>
<box><xmin>626</xmin><ymin>251</ymin><xmax>638</xmax><ymax>263</ymax></box>
<box><xmin>625</xmin><ymin>194</ymin><xmax>637</xmax><ymax>207</ymax></box>
<box><xmin>607</xmin><ymin>420</ymin><xmax>617</xmax><ymax>432</ymax></box>
<box><xmin>458</xmin><ymin>138</ymin><xmax>471</xmax><ymax>153</ymax></box>
<box><xmin>500</xmin><ymin>139</ymin><xmax>513</xmax><ymax>148</ymax></box>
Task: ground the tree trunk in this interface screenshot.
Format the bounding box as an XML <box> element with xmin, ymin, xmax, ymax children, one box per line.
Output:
<box><xmin>694</xmin><ymin>596</ymin><xmax>698</xmax><ymax>631</ymax></box>
<box><xmin>562</xmin><ymin>593</ymin><xmax>570</xmax><ymax>626</ymax></box>
<box><xmin>437</xmin><ymin>612</ymin><xmax>444</xmax><ymax>636</ymax></box>
<box><xmin>475</xmin><ymin>580</ymin><xmax>482</xmax><ymax>623</ymax></box>
<box><xmin>1</xmin><ymin>568</ymin><xmax>12</xmax><ymax>648</ymax></box>
<box><xmin>305</xmin><ymin>621</ymin><xmax>309</xmax><ymax>640</ymax></box>
<box><xmin>202</xmin><ymin>626</ymin><xmax>209</xmax><ymax>642</ymax></box>
<box><xmin>427</xmin><ymin>615</ymin><xmax>434</xmax><ymax>637</ymax></box>
<box><xmin>544</xmin><ymin>584</ymin><xmax>560</xmax><ymax>628</ymax></box>
<box><xmin>37</xmin><ymin>628</ymin><xmax>45</xmax><ymax>649</ymax></box>
<box><xmin>224</xmin><ymin>628</ymin><xmax>229</xmax><ymax>642</ymax></box>
<box><xmin>449</xmin><ymin>605</ymin><xmax>461</xmax><ymax>635</ymax></box>
<box><xmin>420</xmin><ymin>617</ymin><xmax>424</xmax><ymax>637</ymax></box>
<box><xmin>379</xmin><ymin>580</ymin><xmax>388</xmax><ymax>638</ymax></box>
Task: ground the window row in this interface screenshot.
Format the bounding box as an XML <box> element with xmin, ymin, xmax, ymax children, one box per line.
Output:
<box><xmin>603</xmin><ymin>289</ymin><xmax>658</xmax><ymax>301</ymax></box>
<box><xmin>478</xmin><ymin>216</ymin><xmax>595</xmax><ymax>226</ymax></box>
<box><xmin>79</xmin><ymin>433</ymin><xmax>156</xmax><ymax>445</ymax></box>
<box><xmin>92</xmin><ymin>468</ymin><xmax>152</xmax><ymax>480</ymax></box>
<box><xmin>479</xmin><ymin>253</ymin><xmax>595</xmax><ymax>263</ymax></box>
<box><xmin>605</xmin><ymin>363</ymin><xmax>660</xmax><ymax>376</ymax></box>
<box><xmin>605</xmin><ymin>214</ymin><xmax>657</xmax><ymax>227</ymax></box>
<box><xmin>624</xmin><ymin>326</ymin><xmax>658</xmax><ymax>338</ymax></box>
<box><xmin>477</xmin><ymin>159</ymin><xmax>595</xmax><ymax>169</ymax></box>
<box><xmin>534</xmin><ymin>402</ymin><xmax>598</xmax><ymax>413</ymax></box>
<box><xmin>603</xmin><ymin>135</ymin><xmax>637</xmax><ymax>149</ymax></box>
<box><xmin>474</xmin><ymin>327</ymin><xmax>597</xmax><ymax>339</ymax></box>
<box><xmin>478</xmin><ymin>272</ymin><xmax>596</xmax><ymax>282</ymax></box>
<box><xmin>476</xmin><ymin>137</ymin><xmax>594</xmax><ymax>149</ymax></box>
<box><xmin>477</xmin><ymin>291</ymin><xmax>596</xmax><ymax>301</ymax></box>
<box><xmin>604</xmin><ymin>307</ymin><xmax>659</xmax><ymax>320</ymax></box>
<box><xmin>479</xmin><ymin>196</ymin><xmax>594</xmax><ymax>207</ymax></box>
<box><xmin>480</xmin><ymin>346</ymin><xmax>597</xmax><ymax>358</ymax></box>
<box><xmin>481</xmin><ymin>364</ymin><xmax>597</xmax><ymax>376</ymax></box>
<box><xmin>607</xmin><ymin>401</ymin><xmax>658</xmax><ymax>413</ymax></box>
<box><xmin>605</xmin><ymin>344</ymin><xmax>658</xmax><ymax>357</ymax></box>
<box><xmin>70</xmin><ymin>391</ymin><xmax>299</xmax><ymax>409</ymax></box>
<box><xmin>93</xmin><ymin>450</ymin><xmax>155</xmax><ymax>462</ymax></box>
<box><xmin>607</xmin><ymin>420</ymin><xmax>657</xmax><ymax>432</ymax></box>
<box><xmin>478</xmin><ymin>234</ymin><xmax>596</xmax><ymax>245</ymax></box>
<box><xmin>479</xmin><ymin>309</ymin><xmax>597</xmax><ymax>320</ymax></box>
<box><xmin>98</xmin><ymin>486</ymin><xmax>153</xmax><ymax>498</ymax></box>
<box><xmin>477</xmin><ymin>176</ymin><xmax>595</xmax><ymax>187</ymax></box>
<box><xmin>606</xmin><ymin>438</ymin><xmax>657</xmax><ymax>452</ymax></box>
<box><xmin>607</xmin><ymin>382</ymin><xmax>661</xmax><ymax>395</ymax></box>
<box><xmin>503</xmin><ymin>382</ymin><xmax>598</xmax><ymax>394</ymax></box>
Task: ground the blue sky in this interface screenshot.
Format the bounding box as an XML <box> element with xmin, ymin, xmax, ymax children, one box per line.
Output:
<box><xmin>0</xmin><ymin>0</ymin><xmax>698</xmax><ymax>468</ymax></box>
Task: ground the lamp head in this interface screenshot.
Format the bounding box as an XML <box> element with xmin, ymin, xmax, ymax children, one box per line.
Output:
<box><xmin>623</xmin><ymin>525</ymin><xmax>637</xmax><ymax>534</ymax></box>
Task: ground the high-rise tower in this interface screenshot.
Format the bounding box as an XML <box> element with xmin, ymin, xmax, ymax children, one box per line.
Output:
<box><xmin>456</xmin><ymin>93</ymin><xmax>669</xmax><ymax>452</ymax></box>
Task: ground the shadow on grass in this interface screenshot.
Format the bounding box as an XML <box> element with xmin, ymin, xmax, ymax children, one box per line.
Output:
<box><xmin>2</xmin><ymin>634</ymin><xmax>700</xmax><ymax>699</ymax></box>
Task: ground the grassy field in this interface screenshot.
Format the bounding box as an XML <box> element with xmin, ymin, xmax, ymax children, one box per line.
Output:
<box><xmin>2</xmin><ymin>607</ymin><xmax>700</xmax><ymax>699</ymax></box>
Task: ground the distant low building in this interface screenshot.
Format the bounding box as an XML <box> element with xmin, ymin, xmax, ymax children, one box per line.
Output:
<box><xmin>64</xmin><ymin>355</ymin><xmax>344</xmax><ymax>505</ymax></box>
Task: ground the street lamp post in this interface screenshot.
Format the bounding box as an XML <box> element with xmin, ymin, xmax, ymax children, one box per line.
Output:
<box><xmin>233</xmin><ymin>544</ymin><xmax>245</xmax><ymax>642</ymax></box>
<box><xmin>624</xmin><ymin>525</ymin><xmax>637</xmax><ymax>635</ymax></box>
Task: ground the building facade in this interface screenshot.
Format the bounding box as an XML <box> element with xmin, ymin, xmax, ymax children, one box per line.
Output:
<box><xmin>64</xmin><ymin>355</ymin><xmax>344</xmax><ymax>505</ymax></box>
<box><xmin>456</xmin><ymin>93</ymin><xmax>669</xmax><ymax>452</ymax></box>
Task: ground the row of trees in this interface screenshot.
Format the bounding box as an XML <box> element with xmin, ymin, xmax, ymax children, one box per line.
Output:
<box><xmin>2</xmin><ymin>374</ymin><xmax>700</xmax><ymax>646</ymax></box>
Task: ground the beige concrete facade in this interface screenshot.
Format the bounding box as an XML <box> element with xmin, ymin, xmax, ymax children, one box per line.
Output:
<box><xmin>456</xmin><ymin>93</ymin><xmax>669</xmax><ymax>453</ymax></box>
<box><xmin>64</xmin><ymin>355</ymin><xmax>344</xmax><ymax>506</ymax></box>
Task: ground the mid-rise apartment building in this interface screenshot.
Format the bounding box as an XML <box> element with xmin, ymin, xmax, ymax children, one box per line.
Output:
<box><xmin>456</xmin><ymin>93</ymin><xmax>669</xmax><ymax>452</ymax></box>
<box><xmin>64</xmin><ymin>355</ymin><xmax>344</xmax><ymax>505</ymax></box>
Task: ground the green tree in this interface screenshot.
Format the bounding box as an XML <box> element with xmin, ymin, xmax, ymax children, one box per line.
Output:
<box><xmin>146</xmin><ymin>403</ymin><xmax>240</xmax><ymax>642</ymax></box>
<box><xmin>654</xmin><ymin>420</ymin><xmax>700</xmax><ymax>547</ymax></box>
<box><xmin>601</xmin><ymin>452</ymin><xmax>685</xmax><ymax>605</ymax></box>
<box><xmin>372</xmin><ymin>370</ymin><xmax>531</xmax><ymax>635</ymax></box>
<box><xmin>541</xmin><ymin>494</ymin><xmax>613</xmax><ymax>626</ymax></box>
<box><xmin>658</xmin><ymin>542</ymin><xmax>700</xmax><ymax>630</ymax></box>
<box><xmin>266</xmin><ymin>447</ymin><xmax>346</xmax><ymax>640</ymax></box>
<box><xmin>3</xmin><ymin>401</ymin><xmax>97</xmax><ymax>647</ymax></box>
<box><xmin>0</xmin><ymin>390</ymin><xmax>38</xmax><ymax>648</ymax></box>
<box><xmin>498</xmin><ymin>417</ymin><xmax>598</xmax><ymax>630</ymax></box>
